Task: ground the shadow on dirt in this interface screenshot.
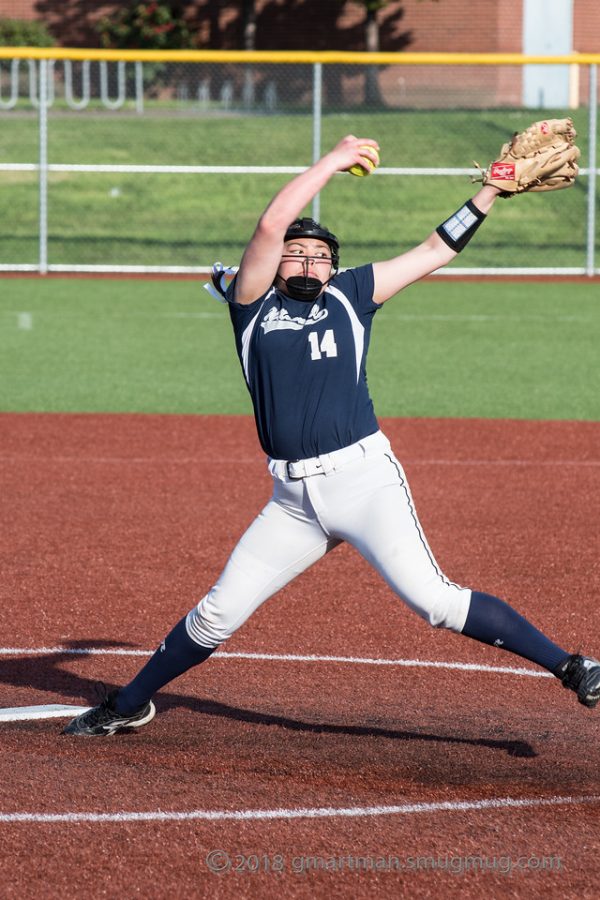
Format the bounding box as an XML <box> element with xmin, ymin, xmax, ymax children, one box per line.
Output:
<box><xmin>0</xmin><ymin>640</ymin><xmax>536</xmax><ymax>759</ymax></box>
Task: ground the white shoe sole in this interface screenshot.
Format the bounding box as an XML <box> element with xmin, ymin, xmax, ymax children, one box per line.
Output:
<box><xmin>107</xmin><ymin>701</ymin><xmax>157</xmax><ymax>734</ymax></box>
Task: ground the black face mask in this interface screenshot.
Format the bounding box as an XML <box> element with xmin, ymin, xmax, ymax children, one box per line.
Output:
<box><xmin>282</xmin><ymin>275</ymin><xmax>324</xmax><ymax>301</ymax></box>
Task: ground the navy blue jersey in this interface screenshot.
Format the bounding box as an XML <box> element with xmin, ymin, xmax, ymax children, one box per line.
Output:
<box><xmin>222</xmin><ymin>265</ymin><xmax>381</xmax><ymax>460</ymax></box>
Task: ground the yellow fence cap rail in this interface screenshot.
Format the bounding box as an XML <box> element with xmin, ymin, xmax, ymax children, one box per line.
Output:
<box><xmin>1</xmin><ymin>47</ymin><xmax>600</xmax><ymax>65</ymax></box>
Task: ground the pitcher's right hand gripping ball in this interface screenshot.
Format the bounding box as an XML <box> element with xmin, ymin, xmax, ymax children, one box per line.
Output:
<box><xmin>479</xmin><ymin>118</ymin><xmax>580</xmax><ymax>195</ymax></box>
<box><xmin>348</xmin><ymin>145</ymin><xmax>380</xmax><ymax>177</ymax></box>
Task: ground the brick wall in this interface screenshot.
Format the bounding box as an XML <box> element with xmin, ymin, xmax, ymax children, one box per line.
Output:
<box><xmin>0</xmin><ymin>0</ymin><xmax>598</xmax><ymax>54</ymax></box>
<box><xmin>0</xmin><ymin>1</ymin><xmax>113</xmax><ymax>45</ymax></box>
<box><xmin>1</xmin><ymin>1</ymin><xmax>598</xmax><ymax>106</ymax></box>
<box><xmin>374</xmin><ymin>0</ymin><xmax>525</xmax><ymax>107</ymax></box>
<box><xmin>0</xmin><ymin>0</ymin><xmax>528</xmax><ymax>52</ymax></box>
<box><xmin>573</xmin><ymin>0</ymin><xmax>600</xmax><ymax>52</ymax></box>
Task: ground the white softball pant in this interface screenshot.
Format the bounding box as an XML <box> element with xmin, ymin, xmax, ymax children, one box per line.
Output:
<box><xmin>186</xmin><ymin>430</ymin><xmax>471</xmax><ymax>647</ymax></box>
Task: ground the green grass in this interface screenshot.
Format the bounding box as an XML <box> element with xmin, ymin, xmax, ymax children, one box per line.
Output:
<box><xmin>0</xmin><ymin>108</ymin><xmax>594</xmax><ymax>269</ymax></box>
<box><xmin>1</xmin><ymin>277</ymin><xmax>598</xmax><ymax>420</ymax></box>
<box><xmin>0</xmin><ymin>107</ymin><xmax>592</xmax><ymax>166</ymax></box>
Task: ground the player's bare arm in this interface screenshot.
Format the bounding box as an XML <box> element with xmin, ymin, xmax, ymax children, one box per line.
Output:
<box><xmin>372</xmin><ymin>184</ymin><xmax>502</xmax><ymax>304</ymax></box>
<box><xmin>233</xmin><ymin>135</ymin><xmax>380</xmax><ymax>305</ymax></box>
<box><xmin>372</xmin><ymin>120</ymin><xmax>579</xmax><ymax>304</ymax></box>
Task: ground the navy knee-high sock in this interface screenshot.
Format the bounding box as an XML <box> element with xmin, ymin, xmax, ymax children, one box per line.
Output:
<box><xmin>462</xmin><ymin>591</ymin><xmax>570</xmax><ymax>673</ymax></box>
<box><xmin>115</xmin><ymin>616</ymin><xmax>216</xmax><ymax>714</ymax></box>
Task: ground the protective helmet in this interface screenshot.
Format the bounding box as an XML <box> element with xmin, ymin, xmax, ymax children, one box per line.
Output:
<box><xmin>284</xmin><ymin>217</ymin><xmax>340</xmax><ymax>269</ymax></box>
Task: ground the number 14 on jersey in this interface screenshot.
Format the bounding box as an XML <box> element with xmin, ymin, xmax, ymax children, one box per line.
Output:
<box><xmin>308</xmin><ymin>329</ymin><xmax>338</xmax><ymax>360</ymax></box>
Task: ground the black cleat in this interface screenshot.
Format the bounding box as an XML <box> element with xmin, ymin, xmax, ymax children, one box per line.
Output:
<box><xmin>554</xmin><ymin>654</ymin><xmax>600</xmax><ymax>708</ymax></box>
<box><xmin>62</xmin><ymin>686</ymin><xmax>155</xmax><ymax>736</ymax></box>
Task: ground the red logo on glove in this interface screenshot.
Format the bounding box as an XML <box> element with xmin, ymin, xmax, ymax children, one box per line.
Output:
<box><xmin>490</xmin><ymin>162</ymin><xmax>516</xmax><ymax>180</ymax></box>
<box><xmin>541</xmin><ymin>121</ymin><xmax>550</xmax><ymax>134</ymax></box>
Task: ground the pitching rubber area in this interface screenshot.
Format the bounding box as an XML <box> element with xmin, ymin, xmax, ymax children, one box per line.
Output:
<box><xmin>0</xmin><ymin>413</ymin><xmax>599</xmax><ymax>898</ymax></box>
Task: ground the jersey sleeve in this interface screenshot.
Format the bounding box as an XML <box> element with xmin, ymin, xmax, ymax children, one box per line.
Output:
<box><xmin>226</xmin><ymin>275</ymin><xmax>274</xmax><ymax>332</ymax></box>
<box><xmin>331</xmin><ymin>264</ymin><xmax>379</xmax><ymax>317</ymax></box>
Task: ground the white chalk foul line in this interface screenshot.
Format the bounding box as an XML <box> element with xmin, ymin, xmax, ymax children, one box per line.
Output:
<box><xmin>0</xmin><ymin>794</ymin><xmax>598</xmax><ymax>824</ymax></box>
<box><xmin>0</xmin><ymin>645</ymin><xmax>553</xmax><ymax>678</ymax></box>
<box><xmin>0</xmin><ymin>704</ymin><xmax>90</xmax><ymax>722</ymax></box>
<box><xmin>218</xmin><ymin>652</ymin><xmax>554</xmax><ymax>678</ymax></box>
<box><xmin>0</xmin><ymin>456</ymin><xmax>598</xmax><ymax>467</ymax></box>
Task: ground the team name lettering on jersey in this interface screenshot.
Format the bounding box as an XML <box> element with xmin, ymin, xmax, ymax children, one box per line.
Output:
<box><xmin>260</xmin><ymin>304</ymin><xmax>329</xmax><ymax>334</ymax></box>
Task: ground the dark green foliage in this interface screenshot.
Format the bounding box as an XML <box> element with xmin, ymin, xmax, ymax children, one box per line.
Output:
<box><xmin>0</xmin><ymin>17</ymin><xmax>55</xmax><ymax>47</ymax></box>
<box><xmin>97</xmin><ymin>2</ymin><xmax>192</xmax><ymax>50</ymax></box>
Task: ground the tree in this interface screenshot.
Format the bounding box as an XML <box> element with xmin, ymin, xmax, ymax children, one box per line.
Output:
<box><xmin>357</xmin><ymin>0</ymin><xmax>388</xmax><ymax>53</ymax></box>
<box><xmin>241</xmin><ymin>0</ymin><xmax>257</xmax><ymax>51</ymax></box>
<box><xmin>97</xmin><ymin>2</ymin><xmax>192</xmax><ymax>50</ymax></box>
<box><xmin>351</xmin><ymin>0</ymin><xmax>391</xmax><ymax>105</ymax></box>
<box><xmin>240</xmin><ymin>1</ymin><xmax>258</xmax><ymax>108</ymax></box>
<box><xmin>350</xmin><ymin>1</ymin><xmax>437</xmax><ymax>107</ymax></box>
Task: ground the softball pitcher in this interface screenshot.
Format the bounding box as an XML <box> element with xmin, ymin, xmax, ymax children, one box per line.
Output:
<box><xmin>65</xmin><ymin>127</ymin><xmax>599</xmax><ymax>736</ymax></box>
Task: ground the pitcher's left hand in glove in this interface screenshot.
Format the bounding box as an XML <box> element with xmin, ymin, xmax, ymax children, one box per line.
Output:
<box><xmin>478</xmin><ymin>118</ymin><xmax>580</xmax><ymax>195</ymax></box>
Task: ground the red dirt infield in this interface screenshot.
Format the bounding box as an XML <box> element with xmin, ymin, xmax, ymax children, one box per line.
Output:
<box><xmin>0</xmin><ymin>412</ymin><xmax>598</xmax><ymax>898</ymax></box>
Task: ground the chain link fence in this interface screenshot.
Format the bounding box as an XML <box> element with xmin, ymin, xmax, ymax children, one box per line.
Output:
<box><xmin>0</xmin><ymin>50</ymin><xmax>598</xmax><ymax>275</ymax></box>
